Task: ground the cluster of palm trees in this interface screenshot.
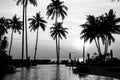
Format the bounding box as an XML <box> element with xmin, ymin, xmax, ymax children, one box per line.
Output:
<box><xmin>0</xmin><ymin>15</ymin><xmax>22</xmax><ymax>55</ymax></box>
<box><xmin>0</xmin><ymin>0</ymin><xmax>68</xmax><ymax>64</ymax></box>
<box><xmin>1</xmin><ymin>0</ymin><xmax>119</xmax><ymax>64</ymax></box>
<box><xmin>80</xmin><ymin>9</ymin><xmax>120</xmax><ymax>61</ymax></box>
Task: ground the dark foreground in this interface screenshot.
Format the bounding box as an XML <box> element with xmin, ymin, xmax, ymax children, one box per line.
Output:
<box><xmin>73</xmin><ymin>64</ymin><xmax>120</xmax><ymax>79</ymax></box>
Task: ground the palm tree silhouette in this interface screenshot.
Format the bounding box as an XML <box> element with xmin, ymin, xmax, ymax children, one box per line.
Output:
<box><xmin>81</xmin><ymin>9</ymin><xmax>120</xmax><ymax>61</ymax></box>
<box><xmin>46</xmin><ymin>0</ymin><xmax>68</xmax><ymax>64</ymax></box>
<box><xmin>14</xmin><ymin>0</ymin><xmax>37</xmax><ymax>59</ymax></box>
<box><xmin>8</xmin><ymin>15</ymin><xmax>22</xmax><ymax>56</ymax></box>
<box><xmin>15</xmin><ymin>0</ymin><xmax>25</xmax><ymax>60</ymax></box>
<box><xmin>50</xmin><ymin>22</ymin><xmax>68</xmax><ymax>64</ymax></box>
<box><xmin>100</xmin><ymin>9</ymin><xmax>120</xmax><ymax>56</ymax></box>
<box><xmin>80</xmin><ymin>15</ymin><xmax>103</xmax><ymax>56</ymax></box>
<box><xmin>0</xmin><ymin>17</ymin><xmax>8</xmax><ymax>40</ymax></box>
<box><xmin>28</xmin><ymin>12</ymin><xmax>47</xmax><ymax>60</ymax></box>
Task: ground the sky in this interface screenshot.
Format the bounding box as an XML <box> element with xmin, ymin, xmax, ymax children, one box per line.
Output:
<box><xmin>0</xmin><ymin>0</ymin><xmax>120</xmax><ymax>59</ymax></box>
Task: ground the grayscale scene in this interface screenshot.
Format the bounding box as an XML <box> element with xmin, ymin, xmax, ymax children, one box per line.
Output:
<box><xmin>0</xmin><ymin>0</ymin><xmax>120</xmax><ymax>80</ymax></box>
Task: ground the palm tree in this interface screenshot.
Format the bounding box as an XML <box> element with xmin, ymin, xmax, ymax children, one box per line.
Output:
<box><xmin>14</xmin><ymin>0</ymin><xmax>25</xmax><ymax>60</ymax></box>
<box><xmin>14</xmin><ymin>0</ymin><xmax>37</xmax><ymax>59</ymax></box>
<box><xmin>80</xmin><ymin>9</ymin><xmax>120</xmax><ymax>61</ymax></box>
<box><xmin>8</xmin><ymin>15</ymin><xmax>22</xmax><ymax>56</ymax></box>
<box><xmin>46</xmin><ymin>0</ymin><xmax>68</xmax><ymax>64</ymax></box>
<box><xmin>100</xmin><ymin>9</ymin><xmax>120</xmax><ymax>56</ymax></box>
<box><xmin>46</xmin><ymin>0</ymin><xmax>68</xmax><ymax>20</ymax></box>
<box><xmin>0</xmin><ymin>17</ymin><xmax>8</xmax><ymax>40</ymax></box>
<box><xmin>50</xmin><ymin>22</ymin><xmax>68</xmax><ymax>64</ymax></box>
<box><xmin>28</xmin><ymin>12</ymin><xmax>47</xmax><ymax>60</ymax></box>
<box><xmin>80</xmin><ymin>15</ymin><xmax>103</xmax><ymax>56</ymax></box>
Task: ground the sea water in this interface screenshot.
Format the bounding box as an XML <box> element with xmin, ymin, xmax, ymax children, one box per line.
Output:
<box><xmin>2</xmin><ymin>65</ymin><xmax>120</xmax><ymax>80</ymax></box>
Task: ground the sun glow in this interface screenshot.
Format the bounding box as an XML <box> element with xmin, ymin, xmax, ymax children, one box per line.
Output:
<box><xmin>73</xmin><ymin>39</ymin><xmax>90</xmax><ymax>50</ymax></box>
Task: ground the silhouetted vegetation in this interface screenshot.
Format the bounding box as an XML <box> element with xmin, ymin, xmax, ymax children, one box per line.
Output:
<box><xmin>15</xmin><ymin>0</ymin><xmax>37</xmax><ymax>60</ymax></box>
<box><xmin>0</xmin><ymin>36</ymin><xmax>12</xmax><ymax>65</ymax></box>
<box><xmin>46</xmin><ymin>0</ymin><xmax>68</xmax><ymax>64</ymax></box>
<box><xmin>28</xmin><ymin>12</ymin><xmax>47</xmax><ymax>60</ymax></box>
<box><xmin>80</xmin><ymin>9</ymin><xmax>120</xmax><ymax>62</ymax></box>
<box><xmin>8</xmin><ymin>15</ymin><xmax>22</xmax><ymax>56</ymax></box>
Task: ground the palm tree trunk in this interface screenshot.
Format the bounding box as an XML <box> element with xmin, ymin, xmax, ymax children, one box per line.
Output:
<box><xmin>83</xmin><ymin>39</ymin><xmax>85</xmax><ymax>63</ymax></box>
<box><xmin>9</xmin><ymin>30</ymin><xmax>14</xmax><ymax>56</ymax></box>
<box><xmin>106</xmin><ymin>39</ymin><xmax>109</xmax><ymax>54</ymax></box>
<box><xmin>104</xmin><ymin>36</ymin><xmax>107</xmax><ymax>55</ymax></box>
<box><xmin>55</xmin><ymin>35</ymin><xmax>58</xmax><ymax>64</ymax></box>
<box><xmin>25</xmin><ymin>5</ymin><xmax>28</xmax><ymax>59</ymax></box>
<box><xmin>22</xmin><ymin>4</ymin><xmax>25</xmax><ymax>60</ymax></box>
<box><xmin>104</xmin><ymin>36</ymin><xmax>109</xmax><ymax>60</ymax></box>
<box><xmin>83</xmin><ymin>27</ymin><xmax>85</xmax><ymax>63</ymax></box>
<box><xmin>97</xmin><ymin>37</ymin><xmax>102</xmax><ymax>55</ymax></box>
<box><xmin>58</xmin><ymin>35</ymin><xmax>60</xmax><ymax>64</ymax></box>
<box><xmin>55</xmin><ymin>13</ymin><xmax>59</xmax><ymax>64</ymax></box>
<box><xmin>34</xmin><ymin>28</ymin><xmax>39</xmax><ymax>60</ymax></box>
<box><xmin>94</xmin><ymin>39</ymin><xmax>101</xmax><ymax>56</ymax></box>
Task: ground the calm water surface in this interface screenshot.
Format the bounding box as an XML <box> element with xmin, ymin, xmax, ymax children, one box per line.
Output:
<box><xmin>2</xmin><ymin>65</ymin><xmax>120</xmax><ymax>80</ymax></box>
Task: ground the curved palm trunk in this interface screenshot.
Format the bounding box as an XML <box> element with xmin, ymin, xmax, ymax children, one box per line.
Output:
<box><xmin>9</xmin><ymin>30</ymin><xmax>14</xmax><ymax>56</ymax></box>
<box><xmin>34</xmin><ymin>28</ymin><xmax>39</xmax><ymax>60</ymax></box>
<box><xmin>22</xmin><ymin>4</ymin><xmax>25</xmax><ymax>60</ymax></box>
<box><xmin>94</xmin><ymin>39</ymin><xmax>100</xmax><ymax>54</ymax></box>
<box><xmin>97</xmin><ymin>37</ymin><xmax>102</xmax><ymax>55</ymax></box>
<box><xmin>97</xmin><ymin>38</ymin><xmax>102</xmax><ymax>55</ymax></box>
<box><xmin>94</xmin><ymin>38</ymin><xmax>102</xmax><ymax>56</ymax></box>
<box><xmin>104</xmin><ymin>36</ymin><xmax>109</xmax><ymax>60</ymax></box>
<box><xmin>25</xmin><ymin>5</ymin><xmax>28</xmax><ymax>59</ymax></box>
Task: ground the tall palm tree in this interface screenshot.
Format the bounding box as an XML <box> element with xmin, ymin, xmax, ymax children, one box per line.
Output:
<box><xmin>8</xmin><ymin>15</ymin><xmax>22</xmax><ymax>56</ymax></box>
<box><xmin>28</xmin><ymin>12</ymin><xmax>47</xmax><ymax>60</ymax></box>
<box><xmin>15</xmin><ymin>0</ymin><xmax>25</xmax><ymax>60</ymax></box>
<box><xmin>50</xmin><ymin>22</ymin><xmax>68</xmax><ymax>64</ymax></box>
<box><xmin>100</xmin><ymin>9</ymin><xmax>120</xmax><ymax>55</ymax></box>
<box><xmin>80</xmin><ymin>15</ymin><xmax>103</xmax><ymax>56</ymax></box>
<box><xmin>46</xmin><ymin>0</ymin><xmax>68</xmax><ymax>64</ymax></box>
<box><xmin>0</xmin><ymin>17</ymin><xmax>8</xmax><ymax>40</ymax></box>
<box><xmin>14</xmin><ymin>0</ymin><xmax>37</xmax><ymax>59</ymax></box>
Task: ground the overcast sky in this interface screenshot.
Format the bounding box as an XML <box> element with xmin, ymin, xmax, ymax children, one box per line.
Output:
<box><xmin>0</xmin><ymin>0</ymin><xmax>120</xmax><ymax>59</ymax></box>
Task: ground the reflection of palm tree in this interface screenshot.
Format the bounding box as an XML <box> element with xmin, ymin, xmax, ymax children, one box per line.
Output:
<box><xmin>55</xmin><ymin>65</ymin><xmax>60</xmax><ymax>80</ymax></box>
<box><xmin>0</xmin><ymin>17</ymin><xmax>8</xmax><ymax>40</ymax></box>
<box><xmin>8</xmin><ymin>15</ymin><xmax>22</xmax><ymax>56</ymax></box>
<box><xmin>15</xmin><ymin>0</ymin><xmax>37</xmax><ymax>59</ymax></box>
<box><xmin>28</xmin><ymin>12</ymin><xmax>47</xmax><ymax>60</ymax></box>
<box><xmin>50</xmin><ymin>22</ymin><xmax>68</xmax><ymax>63</ymax></box>
<box><xmin>46</xmin><ymin>0</ymin><xmax>68</xmax><ymax>64</ymax></box>
<box><xmin>80</xmin><ymin>15</ymin><xmax>102</xmax><ymax>56</ymax></box>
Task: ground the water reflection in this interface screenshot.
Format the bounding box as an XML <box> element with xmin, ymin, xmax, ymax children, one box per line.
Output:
<box><xmin>2</xmin><ymin>65</ymin><xmax>120</xmax><ymax>80</ymax></box>
<box><xmin>55</xmin><ymin>65</ymin><xmax>60</xmax><ymax>80</ymax></box>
